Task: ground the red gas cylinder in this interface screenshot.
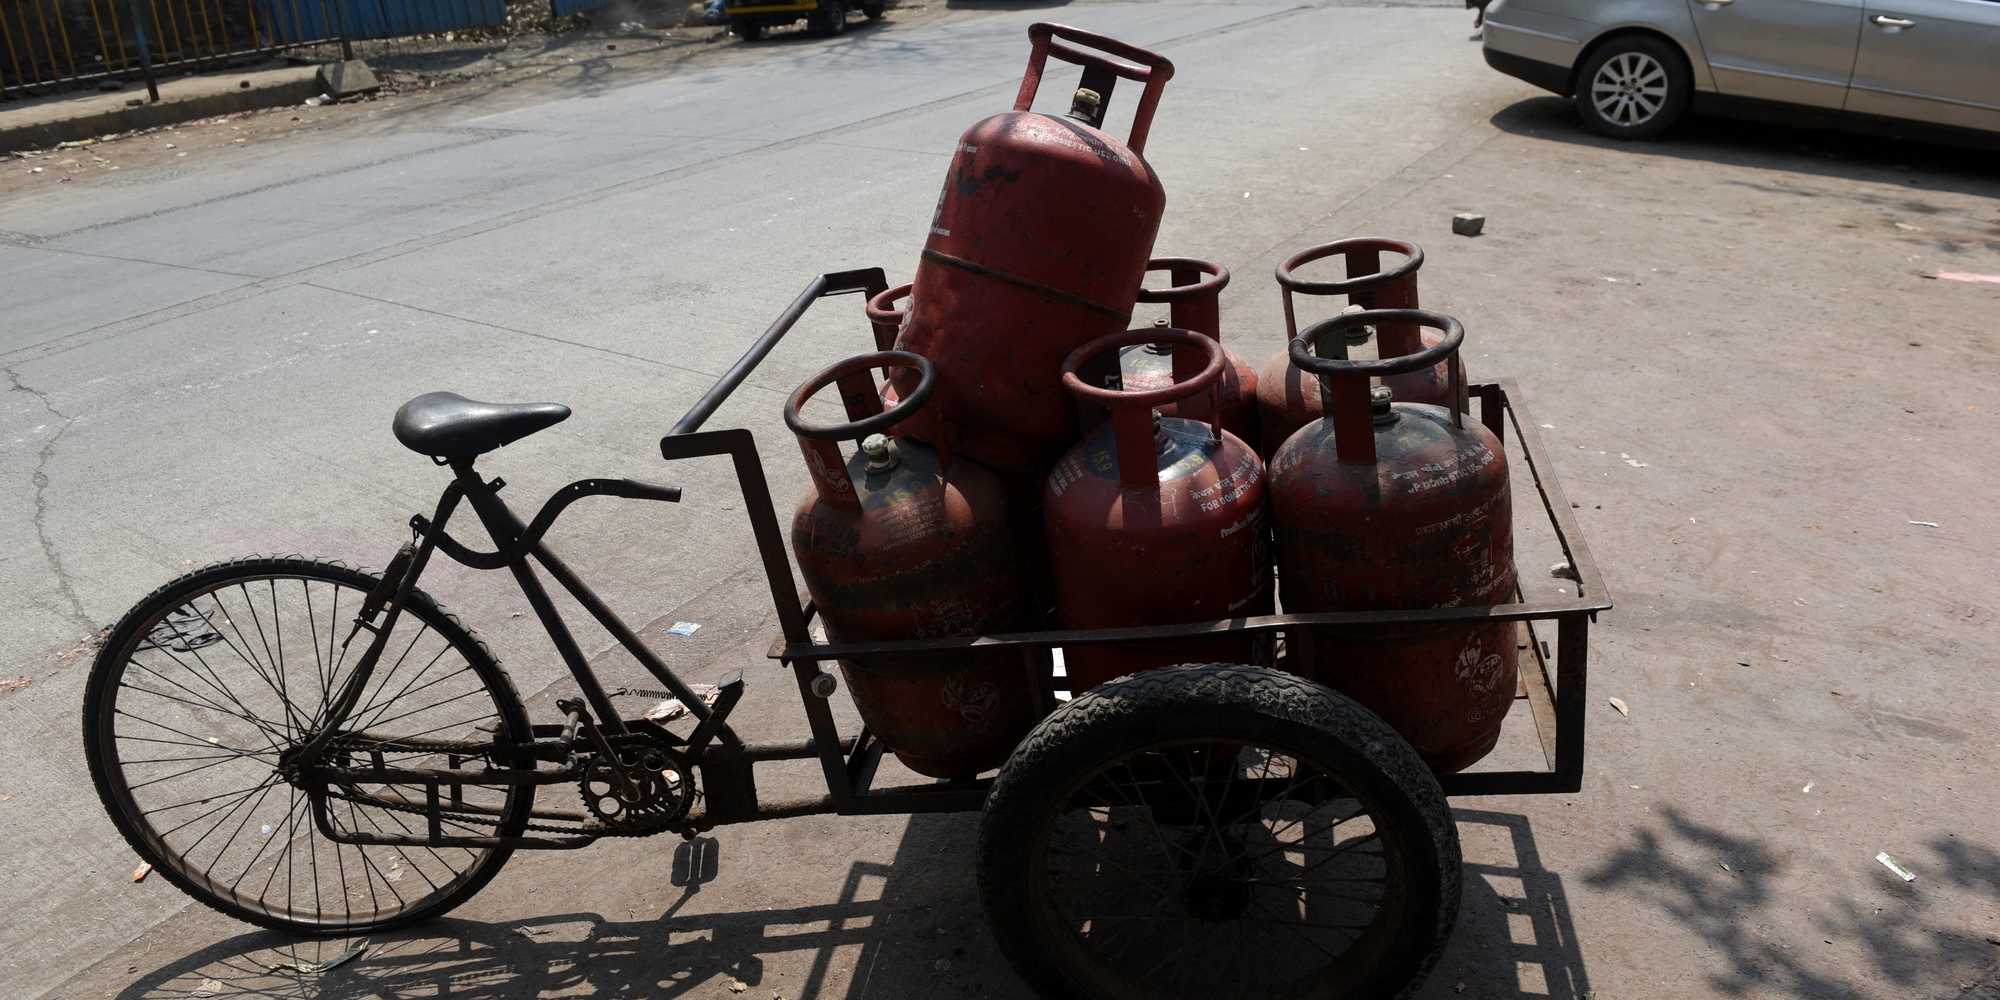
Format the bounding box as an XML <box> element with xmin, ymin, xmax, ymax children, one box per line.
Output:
<box><xmin>868</xmin><ymin>280</ymin><xmax>1057</xmax><ymax>607</ymax></box>
<box><xmin>1255</xmin><ymin>238</ymin><xmax>1464</xmax><ymax>458</ymax></box>
<box><xmin>1117</xmin><ymin>257</ymin><xmax>1261</xmax><ymax>445</ymax></box>
<box><xmin>892</xmin><ymin>23</ymin><xmax>1175</xmax><ymax>473</ymax></box>
<box><xmin>1045</xmin><ymin>329</ymin><xmax>1272</xmax><ymax>693</ymax></box>
<box><xmin>1267</xmin><ymin>309</ymin><xmax>1516</xmax><ymax>773</ymax></box>
<box><xmin>785</xmin><ymin>351</ymin><xmax>1039</xmax><ymax>779</ymax></box>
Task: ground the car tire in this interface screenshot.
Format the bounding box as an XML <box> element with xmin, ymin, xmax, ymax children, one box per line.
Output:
<box><xmin>731</xmin><ymin>16</ymin><xmax>763</xmax><ymax>40</ymax></box>
<box><xmin>1573</xmin><ymin>35</ymin><xmax>1691</xmax><ymax>140</ymax></box>
<box><xmin>809</xmin><ymin>0</ymin><xmax>846</xmax><ymax>35</ymax></box>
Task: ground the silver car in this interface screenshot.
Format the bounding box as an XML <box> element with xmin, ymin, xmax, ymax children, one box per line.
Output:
<box><xmin>1481</xmin><ymin>0</ymin><xmax>2000</xmax><ymax>139</ymax></box>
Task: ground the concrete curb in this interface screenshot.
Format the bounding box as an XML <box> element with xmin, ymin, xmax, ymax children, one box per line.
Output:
<box><xmin>0</xmin><ymin>67</ymin><xmax>324</xmax><ymax>152</ymax></box>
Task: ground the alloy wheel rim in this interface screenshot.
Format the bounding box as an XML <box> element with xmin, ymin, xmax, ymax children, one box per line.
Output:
<box><xmin>1590</xmin><ymin>52</ymin><xmax>1668</xmax><ymax>126</ymax></box>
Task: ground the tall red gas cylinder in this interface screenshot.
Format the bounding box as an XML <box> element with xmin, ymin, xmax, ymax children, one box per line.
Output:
<box><xmin>892</xmin><ymin>23</ymin><xmax>1175</xmax><ymax>473</ymax></box>
<box><xmin>1118</xmin><ymin>257</ymin><xmax>1261</xmax><ymax>445</ymax></box>
<box><xmin>1268</xmin><ymin>309</ymin><xmax>1516</xmax><ymax>772</ymax></box>
<box><xmin>1255</xmin><ymin>238</ymin><xmax>1463</xmax><ymax>458</ymax></box>
<box><xmin>785</xmin><ymin>351</ymin><xmax>1039</xmax><ymax>779</ymax></box>
<box><xmin>1045</xmin><ymin>329</ymin><xmax>1272</xmax><ymax>693</ymax></box>
<box><xmin>868</xmin><ymin>280</ymin><xmax>1059</xmax><ymax>607</ymax></box>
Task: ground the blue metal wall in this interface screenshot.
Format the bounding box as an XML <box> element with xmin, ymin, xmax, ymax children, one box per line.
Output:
<box><xmin>550</xmin><ymin>0</ymin><xmax>615</xmax><ymax>17</ymax></box>
<box><xmin>259</xmin><ymin>0</ymin><xmax>508</xmax><ymax>44</ymax></box>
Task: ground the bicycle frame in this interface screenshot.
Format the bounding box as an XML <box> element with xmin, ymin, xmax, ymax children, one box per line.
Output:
<box><xmin>301</xmin><ymin>265</ymin><xmax>1609</xmax><ymax>853</ymax></box>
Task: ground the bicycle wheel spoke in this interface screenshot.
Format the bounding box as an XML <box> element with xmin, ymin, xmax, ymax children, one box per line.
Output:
<box><xmin>115</xmin><ymin>715</ymin><xmax>281</xmax><ymax>761</ymax></box>
<box><xmin>127</xmin><ymin>751</ymin><xmax>264</xmax><ymax>792</ymax></box>
<box><xmin>1033</xmin><ymin>732</ymin><xmax>1410</xmax><ymax>995</ymax></box>
<box><xmin>118</xmin><ymin>673</ymin><xmax>288</xmax><ymax>751</ymax></box>
<box><xmin>152</xmin><ymin>777</ymin><xmax>277</xmax><ymax>837</ymax></box>
<box><xmin>92</xmin><ymin>561</ymin><xmax>528</xmax><ymax>932</ymax></box>
<box><xmin>340</xmin><ymin>624</ymin><xmax>445</xmax><ymax>731</ymax></box>
<box><xmin>129</xmin><ymin>638</ymin><xmax>295</xmax><ymax>747</ymax></box>
<box><xmin>348</xmin><ymin>672</ymin><xmax>489</xmax><ymax>736</ymax></box>
<box><xmin>198</xmin><ymin>593</ymin><xmax>312</xmax><ymax>737</ymax></box>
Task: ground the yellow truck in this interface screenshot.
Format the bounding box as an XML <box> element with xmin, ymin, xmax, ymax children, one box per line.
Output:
<box><xmin>726</xmin><ymin>0</ymin><xmax>883</xmax><ymax>40</ymax></box>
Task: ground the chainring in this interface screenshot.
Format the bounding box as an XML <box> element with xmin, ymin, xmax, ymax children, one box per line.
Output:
<box><xmin>580</xmin><ymin>731</ymin><xmax>696</xmax><ymax>831</ymax></box>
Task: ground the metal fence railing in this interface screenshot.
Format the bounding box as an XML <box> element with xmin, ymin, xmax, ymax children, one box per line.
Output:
<box><xmin>0</xmin><ymin>0</ymin><xmax>575</xmax><ymax>101</ymax></box>
<box><xmin>1</xmin><ymin>0</ymin><xmax>341</xmax><ymax>98</ymax></box>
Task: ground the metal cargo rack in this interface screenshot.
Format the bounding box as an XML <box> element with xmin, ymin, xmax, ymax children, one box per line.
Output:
<box><xmin>658</xmin><ymin>267</ymin><xmax>1610</xmax><ymax>827</ymax></box>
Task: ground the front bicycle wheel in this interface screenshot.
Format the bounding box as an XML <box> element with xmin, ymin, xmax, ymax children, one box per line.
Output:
<box><xmin>83</xmin><ymin>555</ymin><xmax>533</xmax><ymax>933</ymax></box>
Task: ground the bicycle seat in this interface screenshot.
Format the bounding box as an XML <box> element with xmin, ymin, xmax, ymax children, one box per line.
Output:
<box><xmin>393</xmin><ymin>392</ymin><xmax>572</xmax><ymax>458</ymax></box>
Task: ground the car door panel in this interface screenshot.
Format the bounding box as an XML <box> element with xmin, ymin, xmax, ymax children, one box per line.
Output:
<box><xmin>1686</xmin><ymin>0</ymin><xmax>1863</xmax><ymax>107</ymax></box>
<box><xmin>1846</xmin><ymin>0</ymin><xmax>2000</xmax><ymax>131</ymax></box>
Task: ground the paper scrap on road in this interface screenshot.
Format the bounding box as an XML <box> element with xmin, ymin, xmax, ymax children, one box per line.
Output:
<box><xmin>132</xmin><ymin>862</ymin><xmax>152</xmax><ymax>882</ymax></box>
<box><xmin>1877</xmin><ymin>852</ymin><xmax>1916</xmax><ymax>882</ymax></box>
<box><xmin>647</xmin><ymin>684</ymin><xmax>721</xmax><ymax>722</ymax></box>
<box><xmin>1909</xmin><ymin>521</ymin><xmax>1938</xmax><ymax>527</ymax></box>
<box><xmin>1608</xmin><ymin>696</ymin><xmax>1630</xmax><ymax>716</ymax></box>
<box><xmin>1937</xmin><ymin>272</ymin><xmax>2000</xmax><ymax>284</ymax></box>
<box><xmin>666</xmin><ymin>621</ymin><xmax>701</xmax><ymax>636</ymax></box>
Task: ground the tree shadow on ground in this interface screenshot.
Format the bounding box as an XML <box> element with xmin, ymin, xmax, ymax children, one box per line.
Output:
<box><xmin>1584</xmin><ymin>807</ymin><xmax>2000</xmax><ymax>999</ymax></box>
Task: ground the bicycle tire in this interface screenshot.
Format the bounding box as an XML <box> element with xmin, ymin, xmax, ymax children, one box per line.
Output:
<box><xmin>977</xmin><ymin>663</ymin><xmax>1461</xmax><ymax>1000</ymax></box>
<box><xmin>83</xmin><ymin>554</ymin><xmax>533</xmax><ymax>934</ymax></box>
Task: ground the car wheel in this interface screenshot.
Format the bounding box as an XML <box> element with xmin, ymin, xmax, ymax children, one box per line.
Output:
<box><xmin>731</xmin><ymin>16</ymin><xmax>763</xmax><ymax>40</ymax></box>
<box><xmin>809</xmin><ymin>0</ymin><xmax>846</xmax><ymax>35</ymax></box>
<box><xmin>1573</xmin><ymin>35</ymin><xmax>1690</xmax><ymax>140</ymax></box>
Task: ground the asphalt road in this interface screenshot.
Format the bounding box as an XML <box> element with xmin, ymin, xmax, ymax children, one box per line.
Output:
<box><xmin>4</xmin><ymin>1</ymin><xmax>1999</xmax><ymax>998</ymax></box>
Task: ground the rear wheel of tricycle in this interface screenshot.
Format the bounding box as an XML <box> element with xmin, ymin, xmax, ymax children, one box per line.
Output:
<box><xmin>977</xmin><ymin>663</ymin><xmax>1461</xmax><ymax>1000</ymax></box>
<box><xmin>731</xmin><ymin>16</ymin><xmax>763</xmax><ymax>40</ymax></box>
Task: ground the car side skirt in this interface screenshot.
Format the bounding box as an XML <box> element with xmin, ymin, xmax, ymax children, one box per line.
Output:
<box><xmin>1484</xmin><ymin>48</ymin><xmax>1574</xmax><ymax>98</ymax></box>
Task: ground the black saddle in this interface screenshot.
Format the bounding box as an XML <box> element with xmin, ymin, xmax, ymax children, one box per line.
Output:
<box><xmin>393</xmin><ymin>392</ymin><xmax>572</xmax><ymax>458</ymax></box>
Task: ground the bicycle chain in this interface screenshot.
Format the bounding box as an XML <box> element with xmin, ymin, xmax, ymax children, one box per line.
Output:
<box><xmin>315</xmin><ymin>749</ymin><xmax>701</xmax><ymax>840</ymax></box>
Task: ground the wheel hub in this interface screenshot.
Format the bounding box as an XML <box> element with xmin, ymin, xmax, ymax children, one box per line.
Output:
<box><xmin>1179</xmin><ymin>828</ymin><xmax>1257</xmax><ymax>922</ymax></box>
<box><xmin>1184</xmin><ymin>871</ymin><xmax>1252</xmax><ymax>922</ymax></box>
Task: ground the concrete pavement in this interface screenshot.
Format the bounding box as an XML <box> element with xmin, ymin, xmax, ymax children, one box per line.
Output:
<box><xmin>3</xmin><ymin>1</ymin><xmax>1997</xmax><ymax>997</ymax></box>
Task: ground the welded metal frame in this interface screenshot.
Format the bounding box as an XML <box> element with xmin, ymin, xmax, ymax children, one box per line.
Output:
<box><xmin>291</xmin><ymin>267</ymin><xmax>1603</xmax><ymax>854</ymax></box>
<box><xmin>671</xmin><ymin>270</ymin><xmax>1609</xmax><ymax>808</ymax></box>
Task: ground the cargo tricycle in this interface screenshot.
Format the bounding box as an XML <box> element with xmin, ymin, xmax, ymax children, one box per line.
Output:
<box><xmin>82</xmin><ymin>265</ymin><xmax>1606</xmax><ymax>999</ymax></box>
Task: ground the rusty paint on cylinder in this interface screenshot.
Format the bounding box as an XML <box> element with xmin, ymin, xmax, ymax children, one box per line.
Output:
<box><xmin>1269</xmin><ymin>309</ymin><xmax>1515</xmax><ymax>772</ymax></box>
<box><xmin>1045</xmin><ymin>329</ymin><xmax>1272</xmax><ymax>693</ymax></box>
<box><xmin>892</xmin><ymin>24</ymin><xmax>1175</xmax><ymax>473</ymax></box>
<box><xmin>786</xmin><ymin>352</ymin><xmax>1038</xmax><ymax>778</ymax></box>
